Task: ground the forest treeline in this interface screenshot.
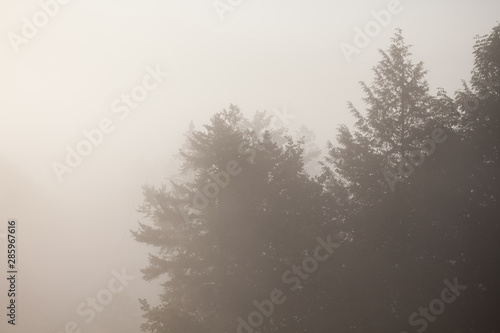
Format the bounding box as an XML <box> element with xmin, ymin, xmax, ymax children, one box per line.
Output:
<box><xmin>132</xmin><ymin>24</ymin><xmax>500</xmax><ymax>333</ymax></box>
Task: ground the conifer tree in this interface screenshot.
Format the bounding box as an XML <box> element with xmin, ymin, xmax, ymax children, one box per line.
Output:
<box><xmin>133</xmin><ymin>106</ymin><xmax>335</xmax><ymax>332</ymax></box>
<box><xmin>325</xmin><ymin>29</ymin><xmax>457</xmax><ymax>202</ymax></box>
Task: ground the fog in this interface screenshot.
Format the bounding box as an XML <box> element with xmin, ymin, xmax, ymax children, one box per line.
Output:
<box><xmin>1</xmin><ymin>1</ymin><xmax>499</xmax><ymax>332</ymax></box>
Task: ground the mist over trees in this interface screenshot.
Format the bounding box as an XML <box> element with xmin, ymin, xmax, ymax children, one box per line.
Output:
<box><xmin>132</xmin><ymin>24</ymin><xmax>500</xmax><ymax>332</ymax></box>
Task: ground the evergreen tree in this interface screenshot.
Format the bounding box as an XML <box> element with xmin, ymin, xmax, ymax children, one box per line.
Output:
<box><xmin>451</xmin><ymin>23</ymin><xmax>500</xmax><ymax>332</ymax></box>
<box><xmin>133</xmin><ymin>105</ymin><xmax>337</xmax><ymax>332</ymax></box>
<box><xmin>319</xmin><ymin>29</ymin><xmax>462</xmax><ymax>332</ymax></box>
<box><xmin>325</xmin><ymin>29</ymin><xmax>457</xmax><ymax>204</ymax></box>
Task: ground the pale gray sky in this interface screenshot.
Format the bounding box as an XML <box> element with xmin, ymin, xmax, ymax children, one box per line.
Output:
<box><xmin>0</xmin><ymin>1</ymin><xmax>499</xmax><ymax>332</ymax></box>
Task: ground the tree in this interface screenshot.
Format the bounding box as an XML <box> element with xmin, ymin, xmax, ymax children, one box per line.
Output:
<box><xmin>133</xmin><ymin>105</ymin><xmax>338</xmax><ymax>332</ymax></box>
<box><xmin>319</xmin><ymin>29</ymin><xmax>463</xmax><ymax>331</ymax></box>
<box><xmin>295</xmin><ymin>125</ymin><xmax>323</xmax><ymax>177</ymax></box>
<box><xmin>451</xmin><ymin>22</ymin><xmax>500</xmax><ymax>332</ymax></box>
<box><xmin>325</xmin><ymin>29</ymin><xmax>458</xmax><ymax>205</ymax></box>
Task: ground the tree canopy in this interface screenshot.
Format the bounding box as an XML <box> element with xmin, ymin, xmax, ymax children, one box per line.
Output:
<box><xmin>133</xmin><ymin>24</ymin><xmax>500</xmax><ymax>332</ymax></box>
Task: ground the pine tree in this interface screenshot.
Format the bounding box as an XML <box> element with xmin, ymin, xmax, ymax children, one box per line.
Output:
<box><xmin>319</xmin><ymin>29</ymin><xmax>462</xmax><ymax>331</ymax></box>
<box><xmin>133</xmin><ymin>105</ymin><xmax>336</xmax><ymax>332</ymax></box>
<box><xmin>325</xmin><ymin>29</ymin><xmax>458</xmax><ymax>204</ymax></box>
<box><xmin>451</xmin><ymin>23</ymin><xmax>500</xmax><ymax>332</ymax></box>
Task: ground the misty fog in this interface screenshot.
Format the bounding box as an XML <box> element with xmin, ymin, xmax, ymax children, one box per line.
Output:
<box><xmin>1</xmin><ymin>1</ymin><xmax>500</xmax><ymax>332</ymax></box>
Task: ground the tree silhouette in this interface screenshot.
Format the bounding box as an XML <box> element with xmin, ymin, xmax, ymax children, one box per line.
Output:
<box><xmin>133</xmin><ymin>25</ymin><xmax>500</xmax><ymax>332</ymax></box>
<box><xmin>133</xmin><ymin>106</ymin><xmax>336</xmax><ymax>332</ymax></box>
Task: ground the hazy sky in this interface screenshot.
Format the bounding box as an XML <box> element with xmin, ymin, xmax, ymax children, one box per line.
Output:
<box><xmin>1</xmin><ymin>0</ymin><xmax>499</xmax><ymax>332</ymax></box>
